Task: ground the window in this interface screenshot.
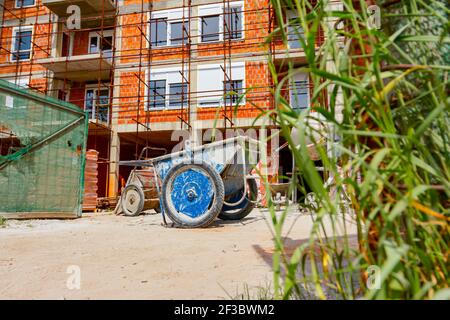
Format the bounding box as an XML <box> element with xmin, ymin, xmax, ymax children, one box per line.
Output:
<box><xmin>58</xmin><ymin>89</ymin><xmax>67</xmax><ymax>102</ymax></box>
<box><xmin>148</xmin><ymin>80</ymin><xmax>166</xmax><ymax>109</ymax></box>
<box><xmin>224</xmin><ymin>7</ymin><xmax>242</xmax><ymax>40</ymax></box>
<box><xmin>169</xmin><ymin>83</ymin><xmax>188</xmax><ymax>107</ymax></box>
<box><xmin>288</xmin><ymin>18</ymin><xmax>304</xmax><ymax>49</ymax></box>
<box><xmin>5</xmin><ymin>78</ymin><xmax>29</xmax><ymax>108</ymax></box>
<box><xmin>148</xmin><ymin>67</ymin><xmax>189</xmax><ymax>109</ymax></box>
<box><xmin>15</xmin><ymin>0</ymin><xmax>35</xmax><ymax>8</ymax></box>
<box><xmin>198</xmin><ymin>3</ymin><xmax>243</xmax><ymax>43</ymax></box>
<box><xmin>197</xmin><ymin>63</ymin><xmax>245</xmax><ymax>106</ymax></box>
<box><xmin>201</xmin><ymin>15</ymin><xmax>220</xmax><ymax>42</ymax></box>
<box><xmin>224</xmin><ymin>80</ymin><xmax>243</xmax><ymax>105</ymax></box>
<box><xmin>89</xmin><ymin>37</ymin><xmax>97</xmax><ymax>53</ymax></box>
<box><xmin>101</xmin><ymin>36</ymin><xmax>113</xmax><ymax>52</ymax></box>
<box><xmin>12</xmin><ymin>28</ymin><xmax>32</xmax><ymax>61</ymax></box>
<box><xmin>8</xmin><ymin>78</ymin><xmax>28</xmax><ymax>88</ymax></box>
<box><xmin>150</xmin><ymin>18</ymin><xmax>167</xmax><ymax>47</ymax></box>
<box><xmin>170</xmin><ymin>22</ymin><xmax>188</xmax><ymax>46</ymax></box>
<box><xmin>89</xmin><ymin>30</ymin><xmax>113</xmax><ymax>56</ymax></box>
<box><xmin>85</xmin><ymin>88</ymin><xmax>110</xmax><ymax>123</ymax></box>
<box><xmin>290</xmin><ymin>80</ymin><xmax>309</xmax><ymax>110</ymax></box>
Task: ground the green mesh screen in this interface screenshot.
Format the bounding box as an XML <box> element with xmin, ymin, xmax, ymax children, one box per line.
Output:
<box><xmin>0</xmin><ymin>80</ymin><xmax>88</xmax><ymax>218</ymax></box>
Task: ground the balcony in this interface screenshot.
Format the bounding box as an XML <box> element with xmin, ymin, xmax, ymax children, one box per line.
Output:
<box><xmin>37</xmin><ymin>53</ymin><xmax>112</xmax><ymax>82</ymax></box>
<box><xmin>42</xmin><ymin>0</ymin><xmax>116</xmax><ymax>28</ymax></box>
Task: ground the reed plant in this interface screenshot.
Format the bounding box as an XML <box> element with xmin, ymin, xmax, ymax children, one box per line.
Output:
<box><xmin>258</xmin><ymin>0</ymin><xmax>449</xmax><ymax>299</ymax></box>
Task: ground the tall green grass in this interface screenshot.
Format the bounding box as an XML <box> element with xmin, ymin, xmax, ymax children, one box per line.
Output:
<box><xmin>261</xmin><ymin>0</ymin><xmax>449</xmax><ymax>299</ymax></box>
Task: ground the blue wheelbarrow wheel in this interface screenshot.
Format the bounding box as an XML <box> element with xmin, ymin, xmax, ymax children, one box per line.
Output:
<box><xmin>161</xmin><ymin>161</ymin><xmax>225</xmax><ymax>228</ymax></box>
<box><xmin>219</xmin><ymin>179</ymin><xmax>258</xmax><ymax>220</ymax></box>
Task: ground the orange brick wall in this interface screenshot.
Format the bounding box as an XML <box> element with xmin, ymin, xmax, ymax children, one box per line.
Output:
<box><xmin>119</xmin><ymin>0</ymin><xmax>270</xmax><ymax>64</ymax></box>
<box><xmin>196</xmin><ymin>0</ymin><xmax>270</xmax><ymax>58</ymax></box>
<box><xmin>117</xmin><ymin>61</ymin><xmax>272</xmax><ymax>125</ymax></box>
<box><xmin>0</xmin><ymin>25</ymin><xmax>51</xmax><ymax>75</ymax></box>
<box><xmin>115</xmin><ymin>0</ymin><xmax>275</xmax><ymax>126</ymax></box>
<box><xmin>33</xmin><ymin>22</ymin><xmax>52</xmax><ymax>59</ymax></box>
<box><xmin>120</xmin><ymin>13</ymin><xmax>147</xmax><ymax>65</ymax></box>
<box><xmin>0</xmin><ymin>0</ymin><xmax>51</xmax><ymax>77</ymax></box>
<box><xmin>0</xmin><ymin>0</ymin><xmax>322</xmax><ymax>125</ymax></box>
<box><xmin>117</xmin><ymin>71</ymin><xmax>186</xmax><ymax>125</ymax></box>
<box><xmin>1</xmin><ymin>0</ymin><xmax>48</xmax><ymax>21</ymax></box>
<box><xmin>29</xmin><ymin>77</ymin><xmax>47</xmax><ymax>93</ymax></box>
<box><xmin>117</xmin><ymin>0</ymin><xmax>322</xmax><ymax>64</ymax></box>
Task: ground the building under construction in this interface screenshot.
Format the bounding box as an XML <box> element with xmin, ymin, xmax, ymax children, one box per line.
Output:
<box><xmin>0</xmin><ymin>0</ymin><xmax>336</xmax><ymax>207</ymax></box>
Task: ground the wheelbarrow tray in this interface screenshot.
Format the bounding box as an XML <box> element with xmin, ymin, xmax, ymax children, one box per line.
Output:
<box><xmin>120</xmin><ymin>136</ymin><xmax>259</xmax><ymax>184</ymax></box>
<box><xmin>154</xmin><ymin>136</ymin><xmax>257</xmax><ymax>179</ymax></box>
<box><xmin>118</xmin><ymin>136</ymin><xmax>260</xmax><ymax>226</ymax></box>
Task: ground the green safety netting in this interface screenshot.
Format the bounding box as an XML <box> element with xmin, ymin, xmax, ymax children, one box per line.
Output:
<box><xmin>0</xmin><ymin>79</ymin><xmax>88</xmax><ymax>218</ymax></box>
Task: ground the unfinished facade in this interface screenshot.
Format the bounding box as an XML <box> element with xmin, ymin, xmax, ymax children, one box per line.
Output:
<box><xmin>0</xmin><ymin>0</ymin><xmax>331</xmax><ymax>202</ymax></box>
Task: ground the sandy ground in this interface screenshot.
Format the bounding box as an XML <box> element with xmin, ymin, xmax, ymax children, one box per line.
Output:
<box><xmin>0</xmin><ymin>208</ymin><xmax>356</xmax><ymax>300</ymax></box>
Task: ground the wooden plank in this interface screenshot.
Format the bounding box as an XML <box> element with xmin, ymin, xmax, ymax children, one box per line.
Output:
<box><xmin>0</xmin><ymin>212</ymin><xmax>79</xmax><ymax>219</ymax></box>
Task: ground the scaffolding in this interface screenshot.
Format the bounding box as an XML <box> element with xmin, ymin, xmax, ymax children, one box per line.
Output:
<box><xmin>0</xmin><ymin>0</ymin><xmax>324</xmax><ymax>199</ymax></box>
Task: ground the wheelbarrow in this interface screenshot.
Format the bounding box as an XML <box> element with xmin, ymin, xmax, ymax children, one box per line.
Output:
<box><xmin>269</xmin><ymin>183</ymin><xmax>290</xmax><ymax>211</ymax></box>
<box><xmin>117</xmin><ymin>136</ymin><xmax>260</xmax><ymax>228</ymax></box>
<box><xmin>114</xmin><ymin>147</ymin><xmax>166</xmax><ymax>216</ymax></box>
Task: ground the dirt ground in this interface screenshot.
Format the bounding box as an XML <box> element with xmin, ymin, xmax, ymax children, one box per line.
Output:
<box><xmin>0</xmin><ymin>208</ymin><xmax>356</xmax><ymax>300</ymax></box>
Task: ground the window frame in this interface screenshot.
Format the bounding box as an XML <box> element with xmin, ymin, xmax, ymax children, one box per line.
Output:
<box><xmin>150</xmin><ymin>18</ymin><xmax>168</xmax><ymax>47</ymax></box>
<box><xmin>84</xmin><ymin>84</ymin><xmax>111</xmax><ymax>123</ymax></box>
<box><xmin>15</xmin><ymin>0</ymin><xmax>35</xmax><ymax>9</ymax></box>
<box><xmin>197</xmin><ymin>62</ymin><xmax>245</xmax><ymax>108</ymax></box>
<box><xmin>223</xmin><ymin>79</ymin><xmax>244</xmax><ymax>106</ymax></box>
<box><xmin>148</xmin><ymin>8</ymin><xmax>190</xmax><ymax>48</ymax></box>
<box><xmin>199</xmin><ymin>2</ymin><xmax>244</xmax><ymax>44</ymax></box>
<box><xmin>168</xmin><ymin>20</ymin><xmax>188</xmax><ymax>47</ymax></box>
<box><xmin>88</xmin><ymin>30</ymin><xmax>114</xmax><ymax>55</ymax></box>
<box><xmin>146</xmin><ymin>67</ymin><xmax>191</xmax><ymax>110</ymax></box>
<box><xmin>168</xmin><ymin>82</ymin><xmax>189</xmax><ymax>107</ymax></box>
<box><xmin>147</xmin><ymin>79</ymin><xmax>167</xmax><ymax>110</ymax></box>
<box><xmin>287</xmin><ymin>11</ymin><xmax>304</xmax><ymax>50</ymax></box>
<box><xmin>11</xmin><ymin>26</ymin><xmax>33</xmax><ymax>62</ymax></box>
<box><xmin>5</xmin><ymin>78</ymin><xmax>29</xmax><ymax>108</ymax></box>
<box><xmin>149</xmin><ymin>18</ymin><xmax>190</xmax><ymax>48</ymax></box>
<box><xmin>289</xmin><ymin>75</ymin><xmax>310</xmax><ymax>111</ymax></box>
<box><xmin>224</xmin><ymin>6</ymin><xmax>243</xmax><ymax>40</ymax></box>
<box><xmin>201</xmin><ymin>15</ymin><xmax>221</xmax><ymax>43</ymax></box>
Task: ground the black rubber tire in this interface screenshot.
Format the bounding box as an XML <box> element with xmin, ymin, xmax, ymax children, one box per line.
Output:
<box><xmin>121</xmin><ymin>184</ymin><xmax>145</xmax><ymax>216</ymax></box>
<box><xmin>161</xmin><ymin>161</ymin><xmax>224</xmax><ymax>228</ymax></box>
<box><xmin>219</xmin><ymin>179</ymin><xmax>258</xmax><ymax>221</ymax></box>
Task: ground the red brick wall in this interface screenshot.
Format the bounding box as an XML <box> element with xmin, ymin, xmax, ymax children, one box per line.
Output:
<box><xmin>69</xmin><ymin>82</ymin><xmax>86</xmax><ymax>109</ymax></box>
<box><xmin>72</xmin><ymin>31</ymin><xmax>89</xmax><ymax>56</ymax></box>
